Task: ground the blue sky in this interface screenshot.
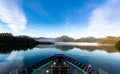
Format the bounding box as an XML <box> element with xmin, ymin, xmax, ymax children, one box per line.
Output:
<box><xmin>0</xmin><ymin>0</ymin><xmax>120</xmax><ymax>38</ymax></box>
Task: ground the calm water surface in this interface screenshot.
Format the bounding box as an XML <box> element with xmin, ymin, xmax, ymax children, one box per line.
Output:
<box><xmin>0</xmin><ymin>43</ymin><xmax>120</xmax><ymax>74</ymax></box>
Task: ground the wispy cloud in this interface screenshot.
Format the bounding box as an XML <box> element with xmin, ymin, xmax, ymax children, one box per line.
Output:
<box><xmin>0</xmin><ymin>0</ymin><xmax>27</xmax><ymax>32</ymax></box>
<box><xmin>86</xmin><ymin>0</ymin><xmax>120</xmax><ymax>37</ymax></box>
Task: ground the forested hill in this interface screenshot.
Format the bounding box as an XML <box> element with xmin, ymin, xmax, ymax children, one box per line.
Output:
<box><xmin>98</xmin><ymin>36</ymin><xmax>120</xmax><ymax>44</ymax></box>
<box><xmin>0</xmin><ymin>33</ymin><xmax>39</xmax><ymax>45</ymax></box>
<box><xmin>55</xmin><ymin>35</ymin><xmax>100</xmax><ymax>42</ymax></box>
<box><xmin>34</xmin><ymin>35</ymin><xmax>101</xmax><ymax>42</ymax></box>
<box><xmin>56</xmin><ymin>35</ymin><xmax>75</xmax><ymax>42</ymax></box>
<box><xmin>75</xmin><ymin>37</ymin><xmax>101</xmax><ymax>42</ymax></box>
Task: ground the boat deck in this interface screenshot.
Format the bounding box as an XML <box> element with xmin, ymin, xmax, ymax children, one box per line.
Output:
<box><xmin>10</xmin><ymin>54</ymin><xmax>99</xmax><ymax>74</ymax></box>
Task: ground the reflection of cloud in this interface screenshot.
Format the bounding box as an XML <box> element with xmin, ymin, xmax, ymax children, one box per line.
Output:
<box><xmin>86</xmin><ymin>0</ymin><xmax>120</xmax><ymax>37</ymax></box>
<box><xmin>0</xmin><ymin>0</ymin><xmax>27</xmax><ymax>32</ymax></box>
<box><xmin>0</xmin><ymin>52</ymin><xmax>24</xmax><ymax>74</ymax></box>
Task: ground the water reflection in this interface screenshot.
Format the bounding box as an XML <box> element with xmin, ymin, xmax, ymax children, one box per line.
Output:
<box><xmin>0</xmin><ymin>44</ymin><xmax>120</xmax><ymax>74</ymax></box>
<box><xmin>0</xmin><ymin>45</ymin><xmax>36</xmax><ymax>54</ymax></box>
<box><xmin>0</xmin><ymin>44</ymin><xmax>120</xmax><ymax>54</ymax></box>
<box><xmin>37</xmin><ymin>44</ymin><xmax>120</xmax><ymax>52</ymax></box>
<box><xmin>76</xmin><ymin>46</ymin><xmax>120</xmax><ymax>52</ymax></box>
<box><xmin>0</xmin><ymin>52</ymin><xmax>24</xmax><ymax>74</ymax></box>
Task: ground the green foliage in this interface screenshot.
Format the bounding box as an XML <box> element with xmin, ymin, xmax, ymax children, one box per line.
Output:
<box><xmin>0</xmin><ymin>33</ymin><xmax>13</xmax><ymax>37</ymax></box>
<box><xmin>0</xmin><ymin>33</ymin><xmax>39</xmax><ymax>45</ymax></box>
<box><xmin>56</xmin><ymin>35</ymin><xmax>74</xmax><ymax>42</ymax></box>
<box><xmin>0</xmin><ymin>33</ymin><xmax>40</xmax><ymax>54</ymax></box>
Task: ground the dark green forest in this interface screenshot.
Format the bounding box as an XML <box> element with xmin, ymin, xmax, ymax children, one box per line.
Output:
<box><xmin>0</xmin><ymin>33</ymin><xmax>39</xmax><ymax>45</ymax></box>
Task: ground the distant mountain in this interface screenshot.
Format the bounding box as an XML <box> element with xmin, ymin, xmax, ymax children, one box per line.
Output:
<box><xmin>34</xmin><ymin>37</ymin><xmax>56</xmax><ymax>42</ymax></box>
<box><xmin>56</xmin><ymin>35</ymin><xmax>74</xmax><ymax>42</ymax></box>
<box><xmin>34</xmin><ymin>35</ymin><xmax>75</xmax><ymax>42</ymax></box>
<box><xmin>34</xmin><ymin>36</ymin><xmax>101</xmax><ymax>42</ymax></box>
<box><xmin>75</xmin><ymin>37</ymin><xmax>101</xmax><ymax>42</ymax></box>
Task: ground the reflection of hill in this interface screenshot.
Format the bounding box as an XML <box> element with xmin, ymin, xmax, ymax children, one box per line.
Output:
<box><xmin>99</xmin><ymin>46</ymin><xmax>120</xmax><ymax>52</ymax></box>
<box><xmin>55</xmin><ymin>46</ymin><xmax>74</xmax><ymax>51</ymax></box>
<box><xmin>76</xmin><ymin>46</ymin><xmax>99</xmax><ymax>51</ymax></box>
<box><xmin>36</xmin><ymin>44</ymin><xmax>120</xmax><ymax>52</ymax></box>
<box><xmin>0</xmin><ymin>45</ymin><xmax>36</xmax><ymax>54</ymax></box>
<box><xmin>56</xmin><ymin>45</ymin><xmax>120</xmax><ymax>52</ymax></box>
<box><xmin>75</xmin><ymin>46</ymin><xmax>120</xmax><ymax>52</ymax></box>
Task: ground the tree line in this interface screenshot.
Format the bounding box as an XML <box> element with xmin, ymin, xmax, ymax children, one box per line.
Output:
<box><xmin>0</xmin><ymin>33</ymin><xmax>39</xmax><ymax>45</ymax></box>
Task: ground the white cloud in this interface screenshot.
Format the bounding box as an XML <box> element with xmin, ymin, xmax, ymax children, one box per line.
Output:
<box><xmin>0</xmin><ymin>0</ymin><xmax>27</xmax><ymax>32</ymax></box>
<box><xmin>86</xmin><ymin>0</ymin><xmax>120</xmax><ymax>37</ymax></box>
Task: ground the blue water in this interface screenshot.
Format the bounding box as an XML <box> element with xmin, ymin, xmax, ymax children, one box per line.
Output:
<box><xmin>0</xmin><ymin>46</ymin><xmax>120</xmax><ymax>74</ymax></box>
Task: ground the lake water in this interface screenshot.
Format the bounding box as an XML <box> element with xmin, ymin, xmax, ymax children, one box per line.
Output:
<box><xmin>0</xmin><ymin>43</ymin><xmax>120</xmax><ymax>74</ymax></box>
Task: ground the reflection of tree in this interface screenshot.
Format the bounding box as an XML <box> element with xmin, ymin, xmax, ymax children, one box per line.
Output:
<box><xmin>0</xmin><ymin>45</ymin><xmax>36</xmax><ymax>54</ymax></box>
<box><xmin>55</xmin><ymin>46</ymin><xmax>74</xmax><ymax>51</ymax></box>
